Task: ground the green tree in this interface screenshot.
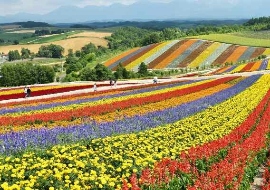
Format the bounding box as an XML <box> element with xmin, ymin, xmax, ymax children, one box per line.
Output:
<box><xmin>21</xmin><ymin>48</ymin><xmax>31</xmax><ymax>59</ymax></box>
<box><xmin>114</xmin><ymin>63</ymin><xmax>130</xmax><ymax>79</ymax></box>
<box><xmin>37</xmin><ymin>44</ymin><xmax>64</xmax><ymax>58</ymax></box>
<box><xmin>142</xmin><ymin>32</ymin><xmax>161</xmax><ymax>46</ymax></box>
<box><xmin>94</xmin><ymin>63</ymin><xmax>112</xmax><ymax>81</ymax></box>
<box><xmin>80</xmin><ymin>67</ymin><xmax>97</xmax><ymax>81</ymax></box>
<box><xmin>49</xmin><ymin>44</ymin><xmax>64</xmax><ymax>58</ymax></box>
<box><xmin>137</xmin><ymin>62</ymin><xmax>148</xmax><ymax>77</ymax></box>
<box><xmin>65</xmin><ymin>56</ymin><xmax>82</xmax><ymax>75</ymax></box>
<box><xmin>0</xmin><ymin>63</ymin><xmax>55</xmax><ymax>87</ymax></box>
<box><xmin>79</xmin><ymin>63</ymin><xmax>112</xmax><ymax>81</ymax></box>
<box><xmin>81</xmin><ymin>43</ymin><xmax>97</xmax><ymax>56</ymax></box>
<box><xmin>13</xmin><ymin>40</ymin><xmax>19</xmax><ymax>45</ymax></box>
<box><xmin>8</xmin><ymin>50</ymin><xmax>21</xmax><ymax>61</ymax></box>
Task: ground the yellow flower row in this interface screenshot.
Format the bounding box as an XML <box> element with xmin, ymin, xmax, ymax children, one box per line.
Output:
<box><xmin>189</xmin><ymin>42</ymin><xmax>221</xmax><ymax>68</ymax></box>
<box><xmin>0</xmin><ymin>75</ymin><xmax>269</xmax><ymax>189</ymax></box>
<box><xmin>267</xmin><ymin>61</ymin><xmax>270</xmax><ymax>70</ymax></box>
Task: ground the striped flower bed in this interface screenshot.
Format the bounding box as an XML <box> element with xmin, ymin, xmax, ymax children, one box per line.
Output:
<box><xmin>188</xmin><ymin>42</ymin><xmax>220</xmax><ymax>68</ymax></box>
<box><xmin>224</xmin><ymin>46</ymin><xmax>248</xmax><ymax>63</ymax></box>
<box><xmin>169</xmin><ymin>40</ymin><xmax>204</xmax><ymax>68</ymax></box>
<box><xmin>104</xmin><ymin>47</ymin><xmax>140</xmax><ymax>68</ymax></box>
<box><xmin>134</xmin><ymin>40</ymin><xmax>180</xmax><ymax>71</ymax></box>
<box><xmin>125</xmin><ymin>41</ymin><xmax>176</xmax><ymax>71</ymax></box>
<box><xmin>105</xmin><ymin>39</ymin><xmax>270</xmax><ymax>70</ymax></box>
<box><xmin>211</xmin><ymin>59</ymin><xmax>270</xmax><ymax>75</ymax></box>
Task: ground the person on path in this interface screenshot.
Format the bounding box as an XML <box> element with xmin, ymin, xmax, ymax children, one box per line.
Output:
<box><xmin>93</xmin><ymin>83</ymin><xmax>97</xmax><ymax>92</ymax></box>
<box><xmin>110</xmin><ymin>79</ymin><xmax>113</xmax><ymax>87</ymax></box>
<box><xmin>26</xmin><ymin>87</ymin><xmax>31</xmax><ymax>97</ymax></box>
<box><xmin>24</xmin><ymin>86</ymin><xmax>28</xmax><ymax>98</ymax></box>
<box><xmin>153</xmin><ymin>76</ymin><xmax>158</xmax><ymax>84</ymax></box>
<box><xmin>113</xmin><ymin>79</ymin><xmax>117</xmax><ymax>87</ymax></box>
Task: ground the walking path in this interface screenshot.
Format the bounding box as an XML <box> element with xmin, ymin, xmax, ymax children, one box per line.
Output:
<box><xmin>1</xmin><ymin>70</ymin><xmax>269</xmax><ymax>104</ymax></box>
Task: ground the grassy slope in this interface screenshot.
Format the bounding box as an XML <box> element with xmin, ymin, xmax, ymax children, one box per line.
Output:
<box><xmin>19</xmin><ymin>31</ymin><xmax>82</xmax><ymax>44</ymax></box>
<box><xmin>190</xmin><ymin>33</ymin><xmax>270</xmax><ymax>48</ymax></box>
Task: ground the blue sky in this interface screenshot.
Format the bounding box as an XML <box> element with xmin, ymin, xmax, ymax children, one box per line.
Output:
<box><xmin>0</xmin><ymin>0</ymin><xmax>268</xmax><ymax>18</ymax></box>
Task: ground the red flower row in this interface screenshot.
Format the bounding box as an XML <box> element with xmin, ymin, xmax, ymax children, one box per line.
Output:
<box><xmin>122</xmin><ymin>89</ymin><xmax>270</xmax><ymax>190</ymax></box>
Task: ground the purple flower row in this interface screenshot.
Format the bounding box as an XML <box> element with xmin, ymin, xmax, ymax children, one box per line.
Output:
<box><xmin>0</xmin><ymin>75</ymin><xmax>261</xmax><ymax>154</ymax></box>
<box><xmin>259</xmin><ymin>59</ymin><xmax>269</xmax><ymax>70</ymax></box>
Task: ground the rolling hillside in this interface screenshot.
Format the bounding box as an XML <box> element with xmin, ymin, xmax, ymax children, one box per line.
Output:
<box><xmin>0</xmin><ymin>31</ymin><xmax>111</xmax><ymax>56</ymax></box>
<box><xmin>105</xmin><ymin>39</ymin><xmax>270</xmax><ymax>71</ymax></box>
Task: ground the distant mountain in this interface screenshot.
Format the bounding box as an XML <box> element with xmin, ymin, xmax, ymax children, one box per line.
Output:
<box><xmin>0</xmin><ymin>0</ymin><xmax>269</xmax><ymax>24</ymax></box>
<box><xmin>53</xmin><ymin>20</ymin><xmax>247</xmax><ymax>30</ymax></box>
<box><xmin>0</xmin><ymin>21</ymin><xmax>52</xmax><ymax>28</ymax></box>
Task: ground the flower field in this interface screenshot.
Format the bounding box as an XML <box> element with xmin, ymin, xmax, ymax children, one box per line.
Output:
<box><xmin>0</xmin><ymin>72</ymin><xmax>269</xmax><ymax>189</ymax></box>
<box><xmin>104</xmin><ymin>39</ymin><xmax>270</xmax><ymax>70</ymax></box>
<box><xmin>211</xmin><ymin>59</ymin><xmax>270</xmax><ymax>75</ymax></box>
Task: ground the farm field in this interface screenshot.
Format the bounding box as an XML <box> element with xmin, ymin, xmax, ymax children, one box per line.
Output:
<box><xmin>105</xmin><ymin>38</ymin><xmax>270</xmax><ymax>71</ymax></box>
<box><xmin>0</xmin><ymin>71</ymin><xmax>269</xmax><ymax>189</ymax></box>
<box><xmin>0</xmin><ymin>31</ymin><xmax>111</xmax><ymax>55</ymax></box>
<box><xmin>6</xmin><ymin>30</ymin><xmax>35</xmax><ymax>34</ymax></box>
<box><xmin>192</xmin><ymin>33</ymin><xmax>270</xmax><ymax>48</ymax></box>
<box><xmin>232</xmin><ymin>30</ymin><xmax>270</xmax><ymax>40</ymax></box>
<box><xmin>0</xmin><ymin>36</ymin><xmax>109</xmax><ymax>56</ymax></box>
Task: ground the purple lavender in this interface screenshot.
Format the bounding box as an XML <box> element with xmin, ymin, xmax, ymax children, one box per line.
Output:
<box><xmin>259</xmin><ymin>59</ymin><xmax>269</xmax><ymax>70</ymax></box>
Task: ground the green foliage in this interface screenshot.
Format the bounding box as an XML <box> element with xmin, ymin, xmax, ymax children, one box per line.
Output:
<box><xmin>84</xmin><ymin>53</ymin><xmax>96</xmax><ymax>62</ymax></box>
<box><xmin>142</xmin><ymin>32</ymin><xmax>161</xmax><ymax>46</ymax></box>
<box><xmin>65</xmin><ymin>56</ymin><xmax>82</xmax><ymax>74</ymax></box>
<box><xmin>0</xmin><ymin>63</ymin><xmax>55</xmax><ymax>87</ymax></box>
<box><xmin>137</xmin><ymin>62</ymin><xmax>148</xmax><ymax>77</ymax></box>
<box><xmin>62</xmin><ymin>72</ymin><xmax>79</xmax><ymax>82</ymax></box>
<box><xmin>79</xmin><ymin>63</ymin><xmax>112</xmax><ymax>81</ymax></box>
<box><xmin>13</xmin><ymin>21</ymin><xmax>52</xmax><ymax>28</ymax></box>
<box><xmin>37</xmin><ymin>44</ymin><xmax>64</xmax><ymax>58</ymax></box>
<box><xmin>13</xmin><ymin>39</ymin><xmax>19</xmax><ymax>45</ymax></box>
<box><xmin>8</xmin><ymin>50</ymin><xmax>21</xmax><ymax>61</ymax></box>
<box><xmin>79</xmin><ymin>67</ymin><xmax>96</xmax><ymax>81</ymax></box>
<box><xmin>81</xmin><ymin>43</ymin><xmax>97</xmax><ymax>57</ymax></box>
<box><xmin>106</xmin><ymin>27</ymin><xmax>154</xmax><ymax>50</ymax></box>
<box><xmin>114</xmin><ymin>63</ymin><xmax>131</xmax><ymax>79</ymax></box>
<box><xmin>21</xmin><ymin>48</ymin><xmax>31</xmax><ymax>59</ymax></box>
<box><xmin>244</xmin><ymin>16</ymin><xmax>270</xmax><ymax>30</ymax></box>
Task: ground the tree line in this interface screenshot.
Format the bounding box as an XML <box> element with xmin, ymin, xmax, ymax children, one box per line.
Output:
<box><xmin>7</xmin><ymin>44</ymin><xmax>64</xmax><ymax>61</ymax></box>
<box><xmin>0</xmin><ymin>63</ymin><xmax>55</xmax><ymax>87</ymax></box>
<box><xmin>34</xmin><ymin>29</ymin><xmax>68</xmax><ymax>36</ymax></box>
